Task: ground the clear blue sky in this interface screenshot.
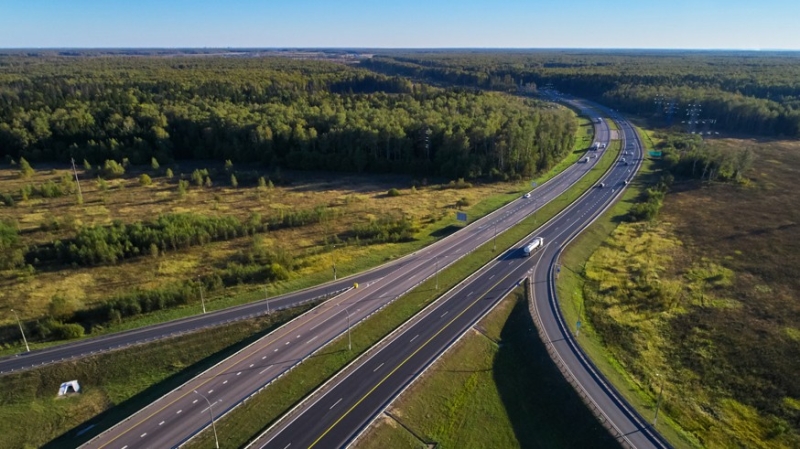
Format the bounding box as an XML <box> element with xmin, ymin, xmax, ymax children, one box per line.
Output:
<box><xmin>1</xmin><ymin>0</ymin><xmax>798</xmax><ymax>49</ymax></box>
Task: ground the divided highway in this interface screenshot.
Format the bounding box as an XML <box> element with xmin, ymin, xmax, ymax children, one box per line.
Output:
<box><xmin>249</xmin><ymin>112</ymin><xmax>669</xmax><ymax>449</ymax></box>
<box><xmin>79</xmin><ymin>101</ymin><xmax>610</xmax><ymax>449</ymax></box>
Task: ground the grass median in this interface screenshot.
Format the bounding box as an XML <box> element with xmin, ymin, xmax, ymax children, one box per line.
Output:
<box><xmin>355</xmin><ymin>286</ymin><xmax>616</xmax><ymax>449</ymax></box>
<box><xmin>0</xmin><ymin>304</ymin><xmax>314</xmax><ymax>449</ymax></box>
<box><xmin>187</xmin><ymin>137</ymin><xmax>621</xmax><ymax>449</ymax></box>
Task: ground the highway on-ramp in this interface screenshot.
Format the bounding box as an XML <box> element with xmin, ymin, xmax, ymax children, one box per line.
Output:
<box><xmin>79</xmin><ymin>101</ymin><xmax>610</xmax><ymax>449</ymax></box>
<box><xmin>249</xmin><ymin>113</ymin><xmax>669</xmax><ymax>449</ymax></box>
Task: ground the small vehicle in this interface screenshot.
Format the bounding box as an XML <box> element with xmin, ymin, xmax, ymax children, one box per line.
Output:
<box><xmin>523</xmin><ymin>193</ymin><xmax>531</xmax><ymax>199</ymax></box>
<box><xmin>599</xmin><ymin>182</ymin><xmax>605</xmax><ymax>188</ymax></box>
<box><xmin>624</xmin><ymin>180</ymin><xmax>629</xmax><ymax>185</ymax></box>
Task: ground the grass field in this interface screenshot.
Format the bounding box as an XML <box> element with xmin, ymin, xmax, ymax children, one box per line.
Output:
<box><xmin>186</xmin><ymin>132</ymin><xmax>619</xmax><ymax>449</ymax></box>
<box><xmin>0</xmin><ymin>111</ymin><xmax>593</xmax><ymax>353</ymax></box>
<box><xmin>355</xmin><ymin>287</ymin><xmax>616</xmax><ymax>449</ymax></box>
<box><xmin>557</xmin><ymin>131</ymin><xmax>800</xmax><ymax>448</ymax></box>
<box><xmin>0</xmin><ymin>304</ymin><xmax>311</xmax><ymax>449</ymax></box>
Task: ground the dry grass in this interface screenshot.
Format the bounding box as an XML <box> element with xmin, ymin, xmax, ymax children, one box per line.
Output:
<box><xmin>0</xmin><ymin>163</ymin><xmax>529</xmax><ymax>326</ymax></box>
<box><xmin>561</xmin><ymin>137</ymin><xmax>800</xmax><ymax>448</ymax></box>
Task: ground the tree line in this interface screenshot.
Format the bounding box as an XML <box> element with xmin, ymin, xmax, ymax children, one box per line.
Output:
<box><xmin>361</xmin><ymin>50</ymin><xmax>800</xmax><ymax>137</ymax></box>
<box><xmin>0</xmin><ymin>55</ymin><xmax>576</xmax><ymax>180</ymax></box>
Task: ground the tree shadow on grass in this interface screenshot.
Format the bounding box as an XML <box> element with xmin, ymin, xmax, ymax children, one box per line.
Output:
<box><xmin>429</xmin><ymin>224</ymin><xmax>461</xmax><ymax>239</ymax></box>
<box><xmin>492</xmin><ymin>298</ymin><xmax>617</xmax><ymax>448</ymax></box>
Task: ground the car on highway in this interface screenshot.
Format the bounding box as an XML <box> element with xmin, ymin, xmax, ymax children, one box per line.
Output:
<box><xmin>523</xmin><ymin>193</ymin><xmax>531</xmax><ymax>198</ymax></box>
<box><xmin>599</xmin><ymin>182</ymin><xmax>605</xmax><ymax>188</ymax></box>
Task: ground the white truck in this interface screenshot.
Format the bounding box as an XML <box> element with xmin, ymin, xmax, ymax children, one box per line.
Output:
<box><xmin>523</xmin><ymin>237</ymin><xmax>544</xmax><ymax>256</ymax></box>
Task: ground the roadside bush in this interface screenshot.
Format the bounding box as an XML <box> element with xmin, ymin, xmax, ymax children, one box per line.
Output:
<box><xmin>139</xmin><ymin>174</ymin><xmax>153</xmax><ymax>186</ymax></box>
<box><xmin>53</xmin><ymin>323</ymin><xmax>85</xmax><ymax>340</ymax></box>
<box><xmin>102</xmin><ymin>159</ymin><xmax>125</xmax><ymax>178</ymax></box>
<box><xmin>387</xmin><ymin>188</ymin><xmax>401</xmax><ymax>197</ymax></box>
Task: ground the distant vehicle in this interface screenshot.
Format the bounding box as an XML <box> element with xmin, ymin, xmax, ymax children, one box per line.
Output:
<box><xmin>523</xmin><ymin>237</ymin><xmax>544</xmax><ymax>256</ymax></box>
<box><xmin>595</xmin><ymin>118</ymin><xmax>601</xmax><ymax>123</ymax></box>
<box><xmin>523</xmin><ymin>193</ymin><xmax>531</xmax><ymax>198</ymax></box>
<box><xmin>601</xmin><ymin>143</ymin><xmax>606</xmax><ymax>149</ymax></box>
<box><xmin>599</xmin><ymin>182</ymin><xmax>605</xmax><ymax>188</ymax></box>
<box><xmin>624</xmin><ymin>180</ymin><xmax>629</xmax><ymax>185</ymax></box>
<box><xmin>581</xmin><ymin>157</ymin><xmax>590</xmax><ymax>163</ymax></box>
<box><xmin>591</xmin><ymin>142</ymin><xmax>599</xmax><ymax>150</ymax></box>
<box><xmin>621</xmin><ymin>158</ymin><xmax>626</xmax><ymax>163</ymax></box>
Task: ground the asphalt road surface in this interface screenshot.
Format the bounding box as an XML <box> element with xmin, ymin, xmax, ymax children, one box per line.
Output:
<box><xmin>79</xmin><ymin>100</ymin><xmax>609</xmax><ymax>449</ymax></box>
<box><xmin>250</xmin><ymin>111</ymin><xmax>670</xmax><ymax>449</ymax></box>
<box><xmin>0</xmin><ymin>98</ymin><xmax>604</xmax><ymax>377</ymax></box>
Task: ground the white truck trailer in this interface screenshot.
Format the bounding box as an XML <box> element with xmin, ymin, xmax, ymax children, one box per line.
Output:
<box><xmin>523</xmin><ymin>237</ymin><xmax>544</xmax><ymax>256</ymax></box>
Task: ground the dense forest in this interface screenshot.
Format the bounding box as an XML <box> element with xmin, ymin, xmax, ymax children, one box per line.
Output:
<box><xmin>361</xmin><ymin>50</ymin><xmax>800</xmax><ymax>137</ymax></box>
<box><xmin>0</xmin><ymin>55</ymin><xmax>577</xmax><ymax>180</ymax></box>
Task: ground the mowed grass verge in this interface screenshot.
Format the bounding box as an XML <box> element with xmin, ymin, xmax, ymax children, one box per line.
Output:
<box><xmin>355</xmin><ymin>287</ymin><xmax>616</xmax><ymax>449</ymax></box>
<box><xmin>0</xmin><ymin>304</ymin><xmax>313</xmax><ymax>449</ymax></box>
<box><xmin>186</xmin><ymin>137</ymin><xmax>620</xmax><ymax>449</ymax></box>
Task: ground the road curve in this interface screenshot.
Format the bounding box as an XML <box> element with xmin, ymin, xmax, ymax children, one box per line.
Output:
<box><xmin>248</xmin><ymin>107</ymin><xmax>670</xmax><ymax>449</ymax></box>
<box><xmin>77</xmin><ymin>100</ymin><xmax>609</xmax><ymax>449</ymax></box>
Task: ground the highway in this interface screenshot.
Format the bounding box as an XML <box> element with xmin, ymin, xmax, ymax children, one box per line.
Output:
<box><xmin>248</xmin><ymin>110</ymin><xmax>670</xmax><ymax>449</ymax></box>
<box><xmin>78</xmin><ymin>101</ymin><xmax>610</xmax><ymax>449</ymax></box>
<box><xmin>0</xmin><ymin>98</ymin><xmax>603</xmax><ymax>377</ymax></box>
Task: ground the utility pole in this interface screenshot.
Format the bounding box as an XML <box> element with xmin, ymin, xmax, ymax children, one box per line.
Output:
<box><xmin>11</xmin><ymin>309</ymin><xmax>30</xmax><ymax>353</ymax></box>
<box><xmin>198</xmin><ymin>279</ymin><xmax>206</xmax><ymax>314</ymax></box>
<box><xmin>193</xmin><ymin>390</ymin><xmax>219</xmax><ymax>449</ymax></box>
<box><xmin>653</xmin><ymin>373</ymin><xmax>665</xmax><ymax>426</ymax></box>
<box><xmin>435</xmin><ymin>256</ymin><xmax>439</xmax><ymax>290</ymax></box>
<box><xmin>345</xmin><ymin>308</ymin><xmax>352</xmax><ymax>351</ymax></box>
<box><xmin>333</xmin><ymin>244</ymin><xmax>337</xmax><ymax>281</ymax></box>
<box><xmin>493</xmin><ymin>223</ymin><xmax>498</xmax><ymax>252</ymax></box>
<box><xmin>71</xmin><ymin>158</ymin><xmax>83</xmax><ymax>204</ymax></box>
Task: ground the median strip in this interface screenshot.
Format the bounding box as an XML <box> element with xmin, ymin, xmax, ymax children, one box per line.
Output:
<box><xmin>185</xmin><ymin>138</ymin><xmax>621</xmax><ymax>449</ymax></box>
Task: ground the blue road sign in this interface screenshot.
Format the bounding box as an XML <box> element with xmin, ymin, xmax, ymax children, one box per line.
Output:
<box><xmin>456</xmin><ymin>212</ymin><xmax>468</xmax><ymax>222</ymax></box>
<box><xmin>531</xmin><ymin>181</ymin><xmax>538</xmax><ymax>187</ymax></box>
<box><xmin>576</xmin><ymin>321</ymin><xmax>582</xmax><ymax>328</ymax></box>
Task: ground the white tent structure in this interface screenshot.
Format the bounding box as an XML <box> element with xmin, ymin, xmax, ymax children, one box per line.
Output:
<box><xmin>57</xmin><ymin>380</ymin><xmax>81</xmax><ymax>396</ymax></box>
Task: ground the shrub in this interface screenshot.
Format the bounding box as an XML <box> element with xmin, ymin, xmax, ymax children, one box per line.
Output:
<box><xmin>151</xmin><ymin>157</ymin><xmax>160</xmax><ymax>171</ymax></box>
<box><xmin>165</xmin><ymin>167</ymin><xmax>174</xmax><ymax>178</ymax></box>
<box><xmin>18</xmin><ymin>157</ymin><xmax>34</xmax><ymax>178</ymax></box>
<box><xmin>102</xmin><ymin>159</ymin><xmax>126</xmax><ymax>178</ymax></box>
<box><xmin>139</xmin><ymin>174</ymin><xmax>153</xmax><ymax>186</ymax></box>
<box><xmin>455</xmin><ymin>197</ymin><xmax>470</xmax><ymax>208</ymax></box>
<box><xmin>387</xmin><ymin>188</ymin><xmax>401</xmax><ymax>197</ymax></box>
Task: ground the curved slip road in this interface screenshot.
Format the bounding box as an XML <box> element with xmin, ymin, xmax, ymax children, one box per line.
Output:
<box><xmin>77</xmin><ymin>100</ymin><xmax>609</xmax><ymax>449</ymax></box>
<box><xmin>249</xmin><ymin>110</ymin><xmax>669</xmax><ymax>449</ymax></box>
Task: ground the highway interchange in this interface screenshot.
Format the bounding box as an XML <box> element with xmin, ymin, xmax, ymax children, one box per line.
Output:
<box><xmin>75</xmin><ymin>101</ymin><xmax>619</xmax><ymax>449</ymax></box>
<box><xmin>248</xmin><ymin>103</ymin><xmax>670</xmax><ymax>449</ymax></box>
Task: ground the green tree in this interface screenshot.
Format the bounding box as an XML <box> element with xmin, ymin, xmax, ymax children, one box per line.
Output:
<box><xmin>19</xmin><ymin>157</ymin><xmax>34</xmax><ymax>178</ymax></box>
<box><xmin>83</xmin><ymin>159</ymin><xmax>92</xmax><ymax>171</ymax></box>
<box><xmin>191</xmin><ymin>169</ymin><xmax>204</xmax><ymax>186</ymax></box>
<box><xmin>257</xmin><ymin>176</ymin><xmax>267</xmax><ymax>191</ymax></box>
<box><xmin>178</xmin><ymin>179</ymin><xmax>188</xmax><ymax>198</ymax></box>
<box><xmin>224</xmin><ymin>159</ymin><xmax>234</xmax><ymax>171</ymax></box>
<box><xmin>165</xmin><ymin>167</ymin><xmax>174</xmax><ymax>178</ymax></box>
<box><xmin>204</xmin><ymin>176</ymin><xmax>213</xmax><ymax>188</ymax></box>
<box><xmin>151</xmin><ymin>157</ymin><xmax>160</xmax><ymax>171</ymax></box>
<box><xmin>231</xmin><ymin>174</ymin><xmax>238</xmax><ymax>188</ymax></box>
